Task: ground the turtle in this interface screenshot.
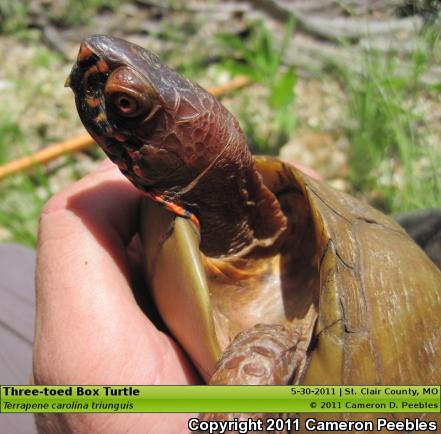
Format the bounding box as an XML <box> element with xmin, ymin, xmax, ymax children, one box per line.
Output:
<box><xmin>67</xmin><ymin>35</ymin><xmax>441</xmax><ymax>431</ymax></box>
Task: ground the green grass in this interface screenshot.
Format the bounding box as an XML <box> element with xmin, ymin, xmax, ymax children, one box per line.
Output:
<box><xmin>0</xmin><ymin>1</ymin><xmax>28</xmax><ymax>34</ymax></box>
<box><xmin>0</xmin><ymin>174</ymin><xmax>53</xmax><ymax>246</ymax></box>
<box><xmin>0</xmin><ymin>115</ymin><xmax>25</xmax><ymax>164</ymax></box>
<box><xmin>0</xmin><ymin>106</ymin><xmax>53</xmax><ymax>246</ymax></box>
<box><xmin>53</xmin><ymin>0</ymin><xmax>123</xmax><ymax>27</ymax></box>
<box><xmin>0</xmin><ymin>0</ymin><xmax>123</xmax><ymax>34</ymax></box>
<box><xmin>216</xmin><ymin>18</ymin><xmax>297</xmax><ymax>154</ymax></box>
<box><xmin>343</xmin><ymin>27</ymin><xmax>441</xmax><ymax>212</ymax></box>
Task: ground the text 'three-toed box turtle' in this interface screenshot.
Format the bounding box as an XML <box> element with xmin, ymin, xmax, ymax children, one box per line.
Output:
<box><xmin>67</xmin><ymin>35</ymin><xmax>441</xmax><ymax>431</ymax></box>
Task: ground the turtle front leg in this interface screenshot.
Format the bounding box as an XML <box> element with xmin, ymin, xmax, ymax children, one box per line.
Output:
<box><xmin>210</xmin><ymin>303</ymin><xmax>317</xmax><ymax>386</ymax></box>
<box><xmin>210</xmin><ymin>323</ymin><xmax>307</xmax><ymax>386</ymax></box>
<box><xmin>200</xmin><ymin>318</ymin><xmax>315</xmax><ymax>433</ymax></box>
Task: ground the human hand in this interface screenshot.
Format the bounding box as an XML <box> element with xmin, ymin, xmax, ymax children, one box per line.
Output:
<box><xmin>33</xmin><ymin>160</ymin><xmax>199</xmax><ymax>434</ymax></box>
<box><xmin>33</xmin><ymin>158</ymin><xmax>320</xmax><ymax>434</ymax></box>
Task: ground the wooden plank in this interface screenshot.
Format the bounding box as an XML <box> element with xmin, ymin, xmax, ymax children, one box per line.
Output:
<box><xmin>0</xmin><ymin>244</ymin><xmax>35</xmax><ymax>344</ymax></box>
<box><xmin>0</xmin><ymin>244</ymin><xmax>38</xmax><ymax>432</ymax></box>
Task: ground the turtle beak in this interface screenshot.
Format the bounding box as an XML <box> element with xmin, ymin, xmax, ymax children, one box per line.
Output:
<box><xmin>65</xmin><ymin>61</ymin><xmax>83</xmax><ymax>92</ymax></box>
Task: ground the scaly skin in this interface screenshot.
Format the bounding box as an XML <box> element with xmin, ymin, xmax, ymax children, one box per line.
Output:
<box><xmin>67</xmin><ymin>35</ymin><xmax>287</xmax><ymax>258</ymax></box>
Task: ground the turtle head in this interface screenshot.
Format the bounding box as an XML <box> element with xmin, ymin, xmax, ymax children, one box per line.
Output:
<box><xmin>67</xmin><ymin>34</ymin><xmax>212</xmax><ymax>190</ymax></box>
<box><xmin>68</xmin><ymin>35</ymin><xmax>287</xmax><ymax>258</ymax></box>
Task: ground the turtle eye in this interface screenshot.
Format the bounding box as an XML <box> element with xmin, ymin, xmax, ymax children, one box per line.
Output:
<box><xmin>104</xmin><ymin>66</ymin><xmax>153</xmax><ymax>119</ymax></box>
<box><xmin>110</xmin><ymin>92</ymin><xmax>147</xmax><ymax>118</ymax></box>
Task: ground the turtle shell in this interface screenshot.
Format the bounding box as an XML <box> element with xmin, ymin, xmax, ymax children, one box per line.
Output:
<box><xmin>255</xmin><ymin>157</ymin><xmax>441</xmax><ymax>385</ymax></box>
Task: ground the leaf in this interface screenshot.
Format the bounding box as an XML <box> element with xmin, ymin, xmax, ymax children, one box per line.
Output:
<box><xmin>221</xmin><ymin>59</ymin><xmax>259</xmax><ymax>81</ymax></box>
<box><xmin>269</xmin><ymin>69</ymin><xmax>297</xmax><ymax>108</ymax></box>
<box><xmin>216</xmin><ymin>32</ymin><xmax>248</xmax><ymax>54</ymax></box>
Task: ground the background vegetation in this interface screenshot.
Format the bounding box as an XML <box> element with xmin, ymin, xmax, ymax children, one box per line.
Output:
<box><xmin>0</xmin><ymin>0</ymin><xmax>440</xmax><ymax>246</ymax></box>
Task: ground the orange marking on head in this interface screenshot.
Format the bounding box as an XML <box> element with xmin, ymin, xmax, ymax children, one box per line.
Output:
<box><xmin>96</xmin><ymin>59</ymin><xmax>109</xmax><ymax>73</ymax></box>
<box><xmin>95</xmin><ymin>112</ymin><xmax>107</xmax><ymax>123</ymax></box>
<box><xmin>86</xmin><ymin>96</ymin><xmax>101</xmax><ymax>108</ymax></box>
<box><xmin>78</xmin><ymin>45</ymin><xmax>93</xmax><ymax>62</ymax></box>
<box><xmin>128</xmin><ymin>149</ymin><xmax>139</xmax><ymax>159</ymax></box>
<box><xmin>83</xmin><ymin>65</ymin><xmax>98</xmax><ymax>82</ymax></box>
<box><xmin>105</xmin><ymin>125</ymin><xmax>114</xmax><ymax>135</ymax></box>
<box><xmin>114</xmin><ymin>133</ymin><xmax>126</xmax><ymax>142</ymax></box>
<box><xmin>118</xmin><ymin>160</ymin><xmax>128</xmax><ymax>170</ymax></box>
<box><xmin>133</xmin><ymin>165</ymin><xmax>143</xmax><ymax>177</ymax></box>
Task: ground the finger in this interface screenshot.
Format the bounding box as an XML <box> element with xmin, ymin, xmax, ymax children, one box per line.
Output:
<box><xmin>280</xmin><ymin>158</ymin><xmax>323</xmax><ymax>181</ymax></box>
<box><xmin>292</xmin><ymin>162</ymin><xmax>323</xmax><ymax>180</ymax></box>
<box><xmin>36</xmin><ymin>162</ymin><xmax>141</xmax><ymax>310</ymax></box>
